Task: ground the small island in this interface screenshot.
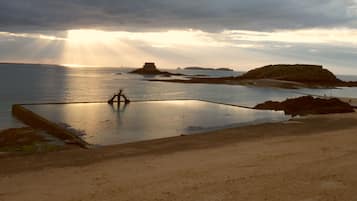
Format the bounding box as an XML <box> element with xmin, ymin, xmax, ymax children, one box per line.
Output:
<box><xmin>149</xmin><ymin>64</ymin><xmax>357</xmax><ymax>89</ymax></box>
<box><xmin>130</xmin><ymin>62</ymin><xmax>183</xmax><ymax>76</ymax></box>
<box><xmin>184</xmin><ymin>67</ymin><xmax>234</xmax><ymax>71</ymax></box>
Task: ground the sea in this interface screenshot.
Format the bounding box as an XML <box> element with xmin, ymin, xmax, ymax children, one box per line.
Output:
<box><xmin>1</xmin><ymin>63</ymin><xmax>357</xmax><ymax>130</ymax></box>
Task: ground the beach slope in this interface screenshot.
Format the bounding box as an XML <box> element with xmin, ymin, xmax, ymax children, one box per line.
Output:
<box><xmin>1</xmin><ymin>112</ymin><xmax>357</xmax><ymax>201</ymax></box>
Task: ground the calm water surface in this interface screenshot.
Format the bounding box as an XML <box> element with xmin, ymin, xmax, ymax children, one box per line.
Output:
<box><xmin>26</xmin><ymin>101</ymin><xmax>289</xmax><ymax>145</ymax></box>
<box><xmin>1</xmin><ymin>63</ymin><xmax>357</xmax><ymax>129</ymax></box>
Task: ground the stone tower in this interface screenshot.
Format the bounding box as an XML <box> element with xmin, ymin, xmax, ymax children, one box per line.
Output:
<box><xmin>142</xmin><ymin>62</ymin><xmax>157</xmax><ymax>71</ymax></box>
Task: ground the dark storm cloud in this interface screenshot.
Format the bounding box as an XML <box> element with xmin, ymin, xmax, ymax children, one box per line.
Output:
<box><xmin>0</xmin><ymin>0</ymin><xmax>356</xmax><ymax>32</ymax></box>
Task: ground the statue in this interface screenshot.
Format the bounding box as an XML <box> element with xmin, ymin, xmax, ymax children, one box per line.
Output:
<box><xmin>108</xmin><ymin>89</ymin><xmax>130</xmax><ymax>105</ymax></box>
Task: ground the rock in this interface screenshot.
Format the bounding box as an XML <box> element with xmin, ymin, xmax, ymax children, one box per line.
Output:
<box><xmin>0</xmin><ymin>127</ymin><xmax>46</xmax><ymax>147</ymax></box>
<box><xmin>254</xmin><ymin>96</ymin><xmax>355</xmax><ymax>116</ymax></box>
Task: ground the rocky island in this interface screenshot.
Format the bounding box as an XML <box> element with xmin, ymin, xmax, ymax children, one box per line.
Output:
<box><xmin>149</xmin><ymin>64</ymin><xmax>357</xmax><ymax>88</ymax></box>
<box><xmin>130</xmin><ymin>62</ymin><xmax>183</xmax><ymax>76</ymax></box>
<box><xmin>241</xmin><ymin>64</ymin><xmax>337</xmax><ymax>82</ymax></box>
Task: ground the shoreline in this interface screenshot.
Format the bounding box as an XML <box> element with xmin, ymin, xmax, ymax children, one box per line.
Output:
<box><xmin>2</xmin><ymin>96</ymin><xmax>356</xmax><ymax>154</ymax></box>
<box><xmin>1</xmin><ymin>112</ymin><xmax>357</xmax><ymax>200</ymax></box>
<box><xmin>1</xmin><ymin>111</ymin><xmax>356</xmax><ymax>174</ymax></box>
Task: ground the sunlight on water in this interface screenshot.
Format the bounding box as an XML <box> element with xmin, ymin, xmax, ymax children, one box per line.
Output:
<box><xmin>2</xmin><ymin>64</ymin><xmax>357</xmax><ymax>129</ymax></box>
<box><xmin>25</xmin><ymin>101</ymin><xmax>289</xmax><ymax>145</ymax></box>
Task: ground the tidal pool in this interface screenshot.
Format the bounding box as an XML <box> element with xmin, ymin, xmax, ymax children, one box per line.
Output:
<box><xmin>25</xmin><ymin>100</ymin><xmax>290</xmax><ymax>145</ymax></box>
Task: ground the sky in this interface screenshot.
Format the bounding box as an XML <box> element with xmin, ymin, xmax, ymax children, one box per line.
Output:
<box><xmin>0</xmin><ymin>0</ymin><xmax>357</xmax><ymax>73</ymax></box>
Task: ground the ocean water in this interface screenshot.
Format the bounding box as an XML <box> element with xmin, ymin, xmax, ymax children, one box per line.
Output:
<box><xmin>1</xmin><ymin>63</ymin><xmax>357</xmax><ymax>129</ymax></box>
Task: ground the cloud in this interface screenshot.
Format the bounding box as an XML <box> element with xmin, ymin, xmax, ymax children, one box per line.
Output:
<box><xmin>1</xmin><ymin>0</ymin><xmax>357</xmax><ymax>74</ymax></box>
<box><xmin>0</xmin><ymin>35</ymin><xmax>64</xmax><ymax>64</ymax></box>
<box><xmin>0</xmin><ymin>0</ymin><xmax>356</xmax><ymax>32</ymax></box>
<box><xmin>223</xmin><ymin>28</ymin><xmax>357</xmax><ymax>45</ymax></box>
<box><xmin>2</xmin><ymin>27</ymin><xmax>357</xmax><ymax>72</ymax></box>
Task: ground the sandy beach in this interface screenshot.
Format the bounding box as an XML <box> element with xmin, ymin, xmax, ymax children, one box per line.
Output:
<box><xmin>0</xmin><ymin>112</ymin><xmax>357</xmax><ymax>201</ymax></box>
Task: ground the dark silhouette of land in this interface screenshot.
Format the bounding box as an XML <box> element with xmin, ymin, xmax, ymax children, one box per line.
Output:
<box><xmin>0</xmin><ymin>127</ymin><xmax>66</xmax><ymax>152</ymax></box>
<box><xmin>0</xmin><ymin>128</ymin><xmax>45</xmax><ymax>148</ymax></box>
<box><xmin>149</xmin><ymin>64</ymin><xmax>357</xmax><ymax>88</ymax></box>
<box><xmin>130</xmin><ymin>62</ymin><xmax>184</xmax><ymax>76</ymax></box>
<box><xmin>184</xmin><ymin>67</ymin><xmax>234</xmax><ymax>71</ymax></box>
<box><xmin>254</xmin><ymin>96</ymin><xmax>355</xmax><ymax>116</ymax></box>
<box><xmin>240</xmin><ymin>64</ymin><xmax>338</xmax><ymax>83</ymax></box>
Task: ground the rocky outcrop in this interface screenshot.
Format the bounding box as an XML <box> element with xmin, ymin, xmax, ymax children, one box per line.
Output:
<box><xmin>254</xmin><ymin>96</ymin><xmax>355</xmax><ymax>116</ymax></box>
<box><xmin>130</xmin><ymin>63</ymin><xmax>162</xmax><ymax>74</ymax></box>
<box><xmin>130</xmin><ymin>62</ymin><xmax>184</xmax><ymax>76</ymax></box>
<box><xmin>0</xmin><ymin>127</ymin><xmax>45</xmax><ymax>147</ymax></box>
<box><xmin>240</xmin><ymin>64</ymin><xmax>342</xmax><ymax>84</ymax></box>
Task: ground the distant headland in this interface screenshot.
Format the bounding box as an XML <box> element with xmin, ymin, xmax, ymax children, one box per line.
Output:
<box><xmin>239</xmin><ymin>64</ymin><xmax>339</xmax><ymax>83</ymax></box>
<box><xmin>183</xmin><ymin>67</ymin><xmax>234</xmax><ymax>71</ymax></box>
<box><xmin>149</xmin><ymin>64</ymin><xmax>357</xmax><ymax>89</ymax></box>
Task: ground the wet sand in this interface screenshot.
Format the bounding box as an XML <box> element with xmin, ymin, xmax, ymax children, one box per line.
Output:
<box><xmin>1</xmin><ymin>112</ymin><xmax>357</xmax><ymax>201</ymax></box>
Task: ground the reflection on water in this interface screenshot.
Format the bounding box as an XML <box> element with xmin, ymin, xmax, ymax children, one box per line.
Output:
<box><xmin>26</xmin><ymin>101</ymin><xmax>289</xmax><ymax>145</ymax></box>
<box><xmin>2</xmin><ymin>64</ymin><xmax>357</xmax><ymax>129</ymax></box>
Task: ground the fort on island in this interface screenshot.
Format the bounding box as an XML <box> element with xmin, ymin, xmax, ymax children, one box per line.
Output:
<box><xmin>130</xmin><ymin>62</ymin><xmax>162</xmax><ymax>75</ymax></box>
<box><xmin>142</xmin><ymin>62</ymin><xmax>157</xmax><ymax>71</ymax></box>
<box><xmin>130</xmin><ymin>62</ymin><xmax>184</xmax><ymax>76</ymax></box>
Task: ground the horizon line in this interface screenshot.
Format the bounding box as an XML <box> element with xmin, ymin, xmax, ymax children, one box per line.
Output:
<box><xmin>1</xmin><ymin>61</ymin><xmax>356</xmax><ymax>76</ymax></box>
